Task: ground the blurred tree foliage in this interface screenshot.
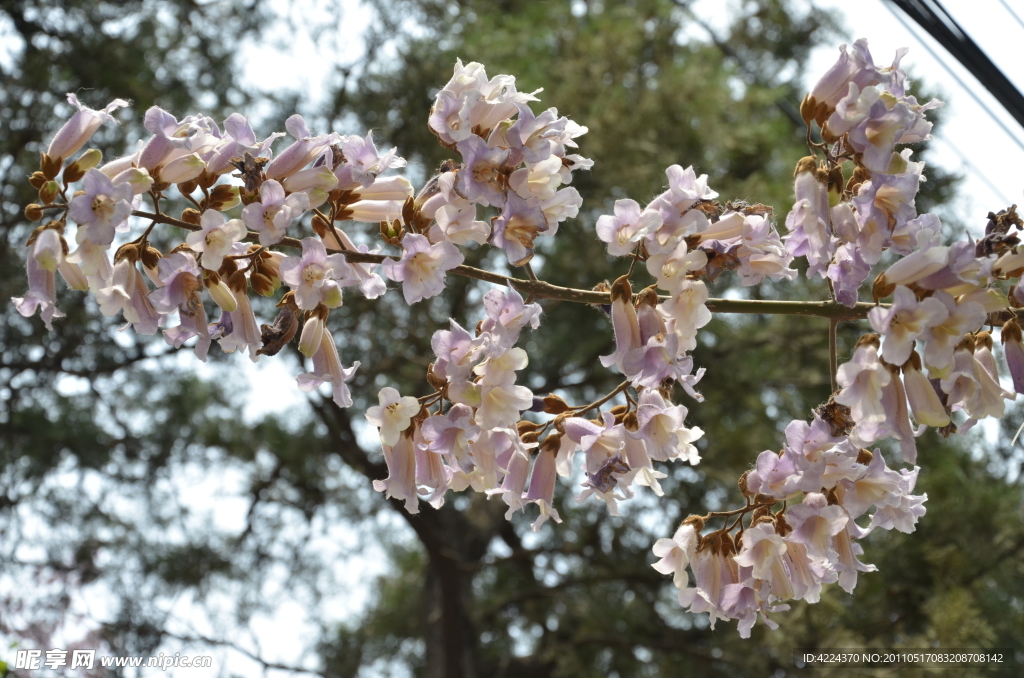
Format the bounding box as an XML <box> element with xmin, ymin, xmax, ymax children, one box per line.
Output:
<box><xmin>0</xmin><ymin>1</ymin><xmax>1021</xmax><ymax>677</ymax></box>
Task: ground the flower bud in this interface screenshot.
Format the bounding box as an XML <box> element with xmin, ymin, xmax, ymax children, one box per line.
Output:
<box><xmin>304</xmin><ymin>188</ymin><xmax>329</xmax><ymax>209</ymax></box>
<box><xmin>541</xmin><ymin>393</ymin><xmax>570</xmax><ymax>414</ymax></box>
<box><xmin>204</xmin><ymin>273</ymin><xmax>237</xmax><ymax>312</ymax></box>
<box><xmin>249</xmin><ymin>271</ymin><xmax>275</xmax><ymax>296</ymax></box>
<box><xmin>204</xmin><ymin>184</ymin><xmax>241</xmax><ymax>211</ymax></box>
<box><xmin>181</xmin><ymin>208</ymin><xmax>202</xmax><ymax>225</ymax></box>
<box><xmin>282</xmin><ymin>166</ymin><xmax>339</xmax><ymax>193</ymax></box>
<box><xmin>111</xmin><ymin>167</ymin><xmax>154</xmax><ymax>195</ymax></box>
<box><xmin>29</xmin><ymin>171</ymin><xmax>48</xmax><ymax>189</ymax></box>
<box><xmin>38</xmin><ymin>181</ymin><xmax>60</xmax><ymax>205</ymax></box>
<box><xmin>24</xmin><ymin>204</ymin><xmax>45</xmax><ymax>221</ymax></box>
<box><xmin>40</xmin><ymin>152</ymin><xmax>63</xmax><ymax>180</ymax></box>
<box><xmin>298</xmin><ymin>314</ymin><xmax>325</xmax><ymax>358</ymax></box>
<box><xmin>159</xmin><ymin>153</ymin><xmax>206</xmax><ymax>184</ymax></box>
<box><xmin>140</xmin><ymin>246</ymin><xmax>163</xmax><ymax>270</ymax></box>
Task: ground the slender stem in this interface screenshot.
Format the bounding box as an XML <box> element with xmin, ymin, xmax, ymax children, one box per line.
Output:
<box><xmin>829</xmin><ymin>318</ymin><xmax>839</xmax><ymax>393</ymax></box>
<box><xmin>524</xmin><ymin>263</ymin><xmax>539</xmax><ymax>282</ymax></box>
<box><xmin>702</xmin><ymin>499</ymin><xmax>776</xmax><ymax>520</ymax></box>
<box><xmin>572</xmin><ymin>381</ymin><xmax>630</xmax><ymax>415</ymax></box>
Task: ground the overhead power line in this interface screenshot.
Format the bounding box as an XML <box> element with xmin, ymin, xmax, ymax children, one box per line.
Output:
<box><xmin>996</xmin><ymin>0</ymin><xmax>1024</xmax><ymax>35</ymax></box>
<box><xmin>884</xmin><ymin>0</ymin><xmax>1024</xmax><ymax>147</ymax></box>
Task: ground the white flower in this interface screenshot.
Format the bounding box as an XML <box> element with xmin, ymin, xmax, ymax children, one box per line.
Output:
<box><xmin>365</xmin><ymin>387</ymin><xmax>420</xmax><ymax>446</ymax></box>
<box><xmin>185</xmin><ymin>210</ymin><xmax>247</xmax><ymax>271</ymax></box>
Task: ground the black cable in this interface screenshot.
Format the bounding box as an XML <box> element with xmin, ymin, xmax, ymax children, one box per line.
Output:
<box><xmin>882</xmin><ymin>1</ymin><xmax>1024</xmax><ymax>157</ymax></box>
<box><xmin>885</xmin><ymin>0</ymin><xmax>1024</xmax><ymax>140</ymax></box>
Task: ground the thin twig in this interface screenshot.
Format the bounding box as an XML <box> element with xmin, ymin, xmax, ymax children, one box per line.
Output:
<box><xmin>572</xmin><ymin>381</ymin><xmax>630</xmax><ymax>416</ymax></box>
<box><xmin>829</xmin><ymin>317</ymin><xmax>839</xmax><ymax>393</ymax></box>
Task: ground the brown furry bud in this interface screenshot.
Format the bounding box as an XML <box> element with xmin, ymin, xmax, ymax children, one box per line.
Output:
<box><xmin>738</xmin><ymin>471</ymin><xmax>752</xmax><ymax>497</ymax></box>
<box><xmin>38</xmin><ymin>181</ymin><xmax>59</xmax><ymax>205</ymax></box>
<box><xmin>140</xmin><ymin>246</ymin><xmax>163</xmax><ymax>270</ymax></box>
<box><xmin>541</xmin><ymin>394</ymin><xmax>571</xmax><ymax>414</ymax></box>
<box><xmin>24</xmin><ymin>204</ymin><xmax>44</xmax><ymax>221</ymax></box>
<box><xmin>181</xmin><ymin>208</ymin><xmax>202</xmax><ymax>226</ymax></box>
<box><xmin>29</xmin><ymin>171</ymin><xmax>48</xmax><ymax>189</ymax></box>
<box><xmin>40</xmin><ymin>152</ymin><xmax>62</xmax><ymax>180</ymax></box>
<box><xmin>250</xmin><ymin>272</ymin><xmax>275</xmax><ymax>296</ymax></box>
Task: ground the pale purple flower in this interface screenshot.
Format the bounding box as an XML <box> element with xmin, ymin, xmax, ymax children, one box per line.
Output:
<box><xmin>431</xmin><ymin>201</ymin><xmax>490</xmax><ymax>246</ymax></box>
<box><xmin>632</xmin><ymin>389</ymin><xmax>703</xmax><ymax>464</ymax></box>
<box><xmin>95</xmin><ymin>257</ymin><xmax>160</xmax><ymax>334</ymax></box>
<box><xmin>596</xmin><ymin>199</ymin><xmax>663</xmax><ymax>257</ymax></box>
<box><xmin>646</xmin><ymin>238</ymin><xmax>708</xmax><ymax>295</ymax></box>
<box><xmin>836</xmin><ymin>450</ymin><xmax>903</xmax><ymax>519</ymax></box>
<box><xmin>505</xmin><ymin>103</ymin><xmax>587</xmax><ymax>163</ymax></box>
<box><xmin>835</xmin><ymin>339</ymin><xmax>891</xmax><ymax>425</ymax></box>
<box><xmin>148</xmin><ymin>251</ymin><xmax>202</xmax><ymax>314</ymax></box>
<box><xmin>810</xmin><ymin>39</ymin><xmax>905</xmax><ymax>111</ymax></box>
<box><xmin>509</xmin><ymin>155</ymin><xmax>563</xmax><ymax>201</ymax></box>
<box><xmin>536</xmin><ymin>186</ymin><xmax>581</xmax><ymax>236</ymax></box>
<box><xmin>920</xmin><ymin>291</ymin><xmax>986</xmax><ymax>377</ymax></box>
<box><xmin>734</xmin><ymin>522</ymin><xmax>796</xmax><ymax>603</ymax></box>
<box><xmin>12</xmin><ymin>230</ymin><xmax>65</xmax><ymax>330</ymax></box>
<box><xmin>337</xmin><ymin>131</ymin><xmax>407</xmax><ymax>188</ymax></box>
<box><xmin>852</xmin><ymin>161</ymin><xmax>923</xmax><ymax>254</ymax></box>
<box><xmin>383</xmin><ymin>233</ymin><xmax>464</xmax><ymax>304</ymax></box>
<box><xmin>265</xmin><ymin>114</ymin><xmax>338</xmax><ymax>181</ymax></box>
<box><xmin>163</xmin><ymin>302</ymin><xmax>211</xmax><ymax>361</ymax></box>
<box><xmin>735</xmin><ymin>215</ymin><xmax>797</xmax><ymax>285</ymax></box>
<box><xmin>281</xmin><ymin>165</ymin><xmax>339</xmax><ymax>194</ymax></box>
<box><xmin>204</xmin><ymin>112</ymin><xmax>282</xmax><ymax>175</ymax></box>
<box><xmin>657</xmin><ymin>280</ymin><xmax>711</xmax><ymax>352</ymax></box>
<box><xmin>622</xmin><ymin>332</ymin><xmax>691</xmax><ymax>389</ymax></box>
<box><xmin>478</xmin><ymin>287</ymin><xmax>542</xmax><ymax>350</ymax></box>
<box><xmin>241</xmin><ymin>179</ymin><xmax>310</xmax><ymax>245</ymax></box>
<box><xmin>652</xmin><ymin>522</ymin><xmax>700</xmax><ymax>589</ymax></box>
<box><xmin>279</xmin><ymin>237</ymin><xmax>352</xmax><ymax>310</ymax></box>
<box><xmin>746</xmin><ymin>449</ymin><xmax>800</xmax><ymax>498</ymax></box>
<box><xmin>68</xmin><ymin>169</ymin><xmax>133</xmax><ymax>245</ymax></box>
<box><xmin>217</xmin><ymin>288</ymin><xmax>262</xmax><ymax>361</ymax></box>
<box><xmin>373</xmin><ymin>435</ymin><xmax>420</xmax><ymax>514</ymax></box>
<box><xmin>487</xmin><ymin>449</ymin><xmax>531</xmax><ymax>519</ymax></box>
<box><xmin>599</xmin><ymin>284</ymin><xmax>642</xmax><ymax>374</ymax></box>
<box><xmin>489</xmin><ymin>193</ymin><xmax>548</xmax><ymax>266</ymax></box>
<box><xmin>296</xmin><ymin>329</ymin><xmax>360</xmax><ymax>409</ymax></box>
<box><xmin>185</xmin><ymin>211</ymin><xmax>248</xmax><ymax>271</ymax></box>
<box><xmin>826</xmin><ymin>242</ymin><xmax>871</xmax><ymax>307</ymax></box>
<box><xmin>832</xmin><ymin>513</ymin><xmax>875</xmax><ymax>593</ymax></box>
<box><xmin>421</xmin><ymin>405</ymin><xmax>479</xmax><ymax>473</ymax></box>
<box><xmin>455</xmin><ymin>136</ymin><xmax>510</xmax><ymax>207</ymax></box>
<box><xmin>366</xmin><ymin>387</ymin><xmax>420</xmax><ymax>447</ymax></box>
<box><xmin>784</xmin><ymin>169</ymin><xmax>835</xmax><ymax>279</ymax></box>
<box><xmin>48</xmin><ymin>93</ymin><xmax>128</xmax><ymax>160</ymax></box>
<box><xmin>431</xmin><ymin>320</ymin><xmax>484</xmax><ymax>382</ymax></box>
<box><xmin>330</xmin><ymin>229</ymin><xmax>387</xmax><ymax>299</ymax></box>
<box><xmin>524</xmin><ymin>447</ymin><xmax>562</xmax><ymax>531</ymax></box>
<box><xmin>868</xmin><ymin>285</ymin><xmax>949</xmax><ymax>365</ymax></box>
<box><xmin>475</xmin><ymin>349</ymin><xmax>533</xmax><ymax>429</ymax></box>
<box><xmin>782</xmin><ymin>493</ymin><xmax>847</xmax><ymax>561</ymax></box>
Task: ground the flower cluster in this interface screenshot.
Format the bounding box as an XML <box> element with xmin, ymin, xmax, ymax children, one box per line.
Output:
<box><xmin>652</xmin><ymin>39</ymin><xmax>1024</xmax><ymax>637</ymax></box>
<box><xmin>363</xmin><ymin>286</ymin><xmax>705</xmax><ymax>528</ymax></box>
<box><xmin>11</xmin><ymin>42</ymin><xmax>1024</xmax><ymax>639</ymax></box>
